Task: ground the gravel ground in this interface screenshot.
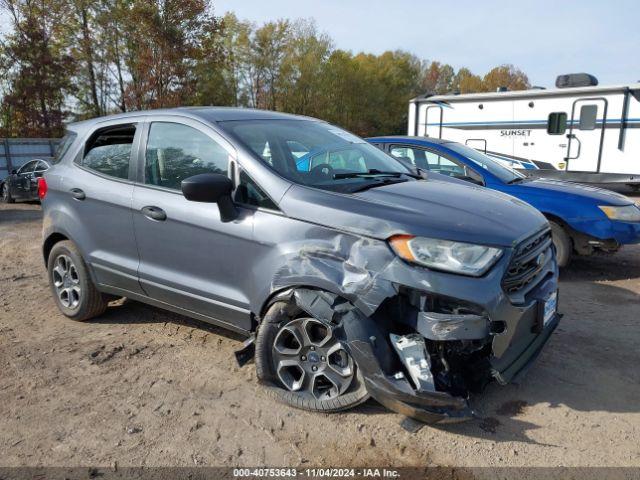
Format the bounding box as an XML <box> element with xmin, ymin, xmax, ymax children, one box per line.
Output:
<box><xmin>1</xmin><ymin>201</ymin><xmax>639</xmax><ymax>468</ymax></box>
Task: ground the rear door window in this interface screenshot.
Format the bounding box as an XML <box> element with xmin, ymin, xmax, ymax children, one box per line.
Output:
<box><xmin>81</xmin><ymin>124</ymin><xmax>136</xmax><ymax>180</ymax></box>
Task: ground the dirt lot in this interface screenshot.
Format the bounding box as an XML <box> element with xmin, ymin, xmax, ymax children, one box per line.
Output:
<box><xmin>1</xmin><ymin>200</ymin><xmax>639</xmax><ymax>468</ymax></box>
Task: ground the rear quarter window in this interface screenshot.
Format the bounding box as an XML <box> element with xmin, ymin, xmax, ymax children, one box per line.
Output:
<box><xmin>52</xmin><ymin>132</ymin><xmax>78</xmax><ymax>164</ymax></box>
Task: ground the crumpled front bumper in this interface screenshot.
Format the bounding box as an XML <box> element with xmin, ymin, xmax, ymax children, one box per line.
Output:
<box><xmin>338</xmin><ymin>240</ymin><xmax>560</xmax><ymax>423</ymax></box>
<box><xmin>345</xmin><ymin>311</ymin><xmax>560</xmax><ymax>424</ymax></box>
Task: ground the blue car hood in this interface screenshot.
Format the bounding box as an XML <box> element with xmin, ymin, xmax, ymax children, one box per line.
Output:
<box><xmin>281</xmin><ymin>179</ymin><xmax>548</xmax><ymax>247</ymax></box>
<box><xmin>512</xmin><ymin>179</ymin><xmax>633</xmax><ymax>205</ymax></box>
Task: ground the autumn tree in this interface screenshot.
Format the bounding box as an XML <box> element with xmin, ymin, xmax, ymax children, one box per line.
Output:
<box><xmin>482</xmin><ymin>64</ymin><xmax>530</xmax><ymax>92</ymax></box>
<box><xmin>0</xmin><ymin>0</ymin><xmax>75</xmax><ymax>137</ymax></box>
<box><xmin>421</xmin><ymin>61</ymin><xmax>456</xmax><ymax>94</ymax></box>
<box><xmin>452</xmin><ymin>67</ymin><xmax>484</xmax><ymax>93</ymax></box>
<box><xmin>0</xmin><ymin>3</ymin><xmax>534</xmax><ymax>138</ymax></box>
<box><xmin>122</xmin><ymin>0</ymin><xmax>224</xmax><ymax>110</ymax></box>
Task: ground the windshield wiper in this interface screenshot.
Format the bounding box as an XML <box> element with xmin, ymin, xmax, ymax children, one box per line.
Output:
<box><xmin>350</xmin><ymin>178</ymin><xmax>408</xmax><ymax>192</ymax></box>
<box><xmin>507</xmin><ymin>177</ymin><xmax>525</xmax><ymax>184</ymax></box>
<box><xmin>334</xmin><ymin>169</ymin><xmax>419</xmax><ymax>179</ymax></box>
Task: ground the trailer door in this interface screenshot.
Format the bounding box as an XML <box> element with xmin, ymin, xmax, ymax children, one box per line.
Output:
<box><xmin>565</xmin><ymin>98</ymin><xmax>607</xmax><ymax>172</ymax></box>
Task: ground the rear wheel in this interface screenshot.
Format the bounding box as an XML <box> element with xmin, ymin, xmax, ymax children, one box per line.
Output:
<box><xmin>255</xmin><ymin>299</ymin><xmax>369</xmax><ymax>412</ymax></box>
<box><xmin>47</xmin><ymin>241</ymin><xmax>108</xmax><ymax>321</ymax></box>
<box><xmin>2</xmin><ymin>182</ymin><xmax>14</xmax><ymax>203</ymax></box>
<box><xmin>550</xmin><ymin>221</ymin><xmax>572</xmax><ymax>268</ymax></box>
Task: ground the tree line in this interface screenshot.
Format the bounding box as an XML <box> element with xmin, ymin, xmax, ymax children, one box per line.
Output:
<box><xmin>0</xmin><ymin>0</ymin><xmax>531</xmax><ymax>138</ymax></box>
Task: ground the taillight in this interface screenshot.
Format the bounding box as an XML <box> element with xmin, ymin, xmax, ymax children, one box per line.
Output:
<box><xmin>37</xmin><ymin>177</ymin><xmax>48</xmax><ymax>200</ymax></box>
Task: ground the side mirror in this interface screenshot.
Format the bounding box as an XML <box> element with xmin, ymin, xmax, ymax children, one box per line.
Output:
<box><xmin>11</xmin><ymin>169</ymin><xmax>17</xmax><ymax>175</ymax></box>
<box><xmin>181</xmin><ymin>173</ymin><xmax>238</xmax><ymax>222</ymax></box>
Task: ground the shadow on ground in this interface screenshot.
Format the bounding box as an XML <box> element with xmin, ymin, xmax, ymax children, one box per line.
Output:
<box><xmin>89</xmin><ymin>298</ymin><xmax>246</xmax><ymax>342</ymax></box>
<box><xmin>0</xmin><ymin>207</ymin><xmax>43</xmax><ymax>223</ymax></box>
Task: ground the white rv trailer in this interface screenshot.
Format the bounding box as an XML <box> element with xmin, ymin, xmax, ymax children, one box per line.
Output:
<box><xmin>407</xmin><ymin>74</ymin><xmax>640</xmax><ymax>187</ymax></box>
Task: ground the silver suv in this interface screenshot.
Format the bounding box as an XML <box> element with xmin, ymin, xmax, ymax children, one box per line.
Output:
<box><xmin>41</xmin><ymin>108</ymin><xmax>559</xmax><ymax>422</ymax></box>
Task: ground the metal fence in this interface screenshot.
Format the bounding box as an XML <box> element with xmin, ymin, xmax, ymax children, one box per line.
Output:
<box><xmin>1</xmin><ymin>138</ymin><xmax>61</xmax><ymax>180</ymax></box>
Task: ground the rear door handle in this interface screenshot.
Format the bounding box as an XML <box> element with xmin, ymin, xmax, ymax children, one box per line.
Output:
<box><xmin>70</xmin><ymin>188</ymin><xmax>86</xmax><ymax>200</ymax></box>
<box><xmin>141</xmin><ymin>206</ymin><xmax>167</xmax><ymax>221</ymax></box>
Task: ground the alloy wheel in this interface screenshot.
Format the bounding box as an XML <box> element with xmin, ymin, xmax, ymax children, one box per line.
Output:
<box><xmin>272</xmin><ymin>317</ymin><xmax>354</xmax><ymax>400</ymax></box>
<box><xmin>52</xmin><ymin>254</ymin><xmax>82</xmax><ymax>309</ymax></box>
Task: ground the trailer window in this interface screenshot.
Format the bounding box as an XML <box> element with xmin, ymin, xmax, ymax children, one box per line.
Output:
<box><xmin>547</xmin><ymin>112</ymin><xmax>567</xmax><ymax>135</ymax></box>
<box><xmin>578</xmin><ymin>105</ymin><xmax>598</xmax><ymax>130</ymax></box>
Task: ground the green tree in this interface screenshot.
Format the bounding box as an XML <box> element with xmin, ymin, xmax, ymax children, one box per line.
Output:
<box><xmin>279</xmin><ymin>19</ymin><xmax>333</xmax><ymax>116</ymax></box>
<box><xmin>251</xmin><ymin>19</ymin><xmax>290</xmax><ymax>110</ymax></box>
<box><xmin>195</xmin><ymin>12</ymin><xmax>251</xmax><ymax>106</ymax></box>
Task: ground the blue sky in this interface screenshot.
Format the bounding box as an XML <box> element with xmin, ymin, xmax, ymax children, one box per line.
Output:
<box><xmin>215</xmin><ymin>0</ymin><xmax>639</xmax><ymax>88</ymax></box>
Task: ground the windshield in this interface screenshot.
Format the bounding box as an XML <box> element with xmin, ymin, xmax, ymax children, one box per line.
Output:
<box><xmin>446</xmin><ymin>143</ymin><xmax>526</xmax><ymax>183</ymax></box>
<box><xmin>218</xmin><ymin>119</ymin><xmax>412</xmax><ymax>193</ymax></box>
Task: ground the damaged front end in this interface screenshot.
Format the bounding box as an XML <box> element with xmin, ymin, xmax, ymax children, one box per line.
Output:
<box><xmin>347</xmin><ymin>289</ymin><xmax>496</xmax><ymax>423</ymax></box>
<box><xmin>264</xmin><ymin>226</ymin><xmax>559</xmax><ymax>423</ymax></box>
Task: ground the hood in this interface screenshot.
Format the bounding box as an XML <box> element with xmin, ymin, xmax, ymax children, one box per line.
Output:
<box><xmin>280</xmin><ymin>179</ymin><xmax>548</xmax><ymax>247</ymax></box>
<box><xmin>513</xmin><ymin>178</ymin><xmax>633</xmax><ymax>205</ymax></box>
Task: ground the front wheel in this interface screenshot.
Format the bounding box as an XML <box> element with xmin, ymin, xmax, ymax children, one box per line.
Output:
<box><xmin>2</xmin><ymin>182</ymin><xmax>14</xmax><ymax>203</ymax></box>
<box><xmin>550</xmin><ymin>221</ymin><xmax>572</xmax><ymax>268</ymax></box>
<box><xmin>255</xmin><ymin>299</ymin><xmax>369</xmax><ymax>412</ymax></box>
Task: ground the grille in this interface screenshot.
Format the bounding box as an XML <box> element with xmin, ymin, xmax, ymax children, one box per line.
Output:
<box><xmin>502</xmin><ymin>229</ymin><xmax>553</xmax><ymax>294</ymax></box>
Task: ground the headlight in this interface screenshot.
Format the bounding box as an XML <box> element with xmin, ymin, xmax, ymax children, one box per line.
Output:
<box><xmin>389</xmin><ymin>235</ymin><xmax>503</xmax><ymax>276</ymax></box>
<box><xmin>598</xmin><ymin>204</ymin><xmax>640</xmax><ymax>222</ymax></box>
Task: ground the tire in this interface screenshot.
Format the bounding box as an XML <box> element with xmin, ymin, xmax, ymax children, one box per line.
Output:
<box><xmin>47</xmin><ymin>240</ymin><xmax>108</xmax><ymax>321</ymax></box>
<box><xmin>550</xmin><ymin>221</ymin><xmax>572</xmax><ymax>268</ymax></box>
<box><xmin>255</xmin><ymin>298</ymin><xmax>369</xmax><ymax>412</ymax></box>
<box><xmin>2</xmin><ymin>182</ymin><xmax>14</xmax><ymax>203</ymax></box>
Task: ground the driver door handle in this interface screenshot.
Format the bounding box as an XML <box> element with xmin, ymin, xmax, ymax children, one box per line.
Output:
<box><xmin>141</xmin><ymin>205</ymin><xmax>167</xmax><ymax>221</ymax></box>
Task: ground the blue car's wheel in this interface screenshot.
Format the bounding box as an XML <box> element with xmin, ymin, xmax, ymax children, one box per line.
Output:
<box><xmin>550</xmin><ymin>221</ymin><xmax>572</xmax><ymax>268</ymax></box>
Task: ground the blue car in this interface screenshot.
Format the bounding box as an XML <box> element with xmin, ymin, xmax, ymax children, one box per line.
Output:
<box><xmin>368</xmin><ymin>136</ymin><xmax>640</xmax><ymax>266</ymax></box>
